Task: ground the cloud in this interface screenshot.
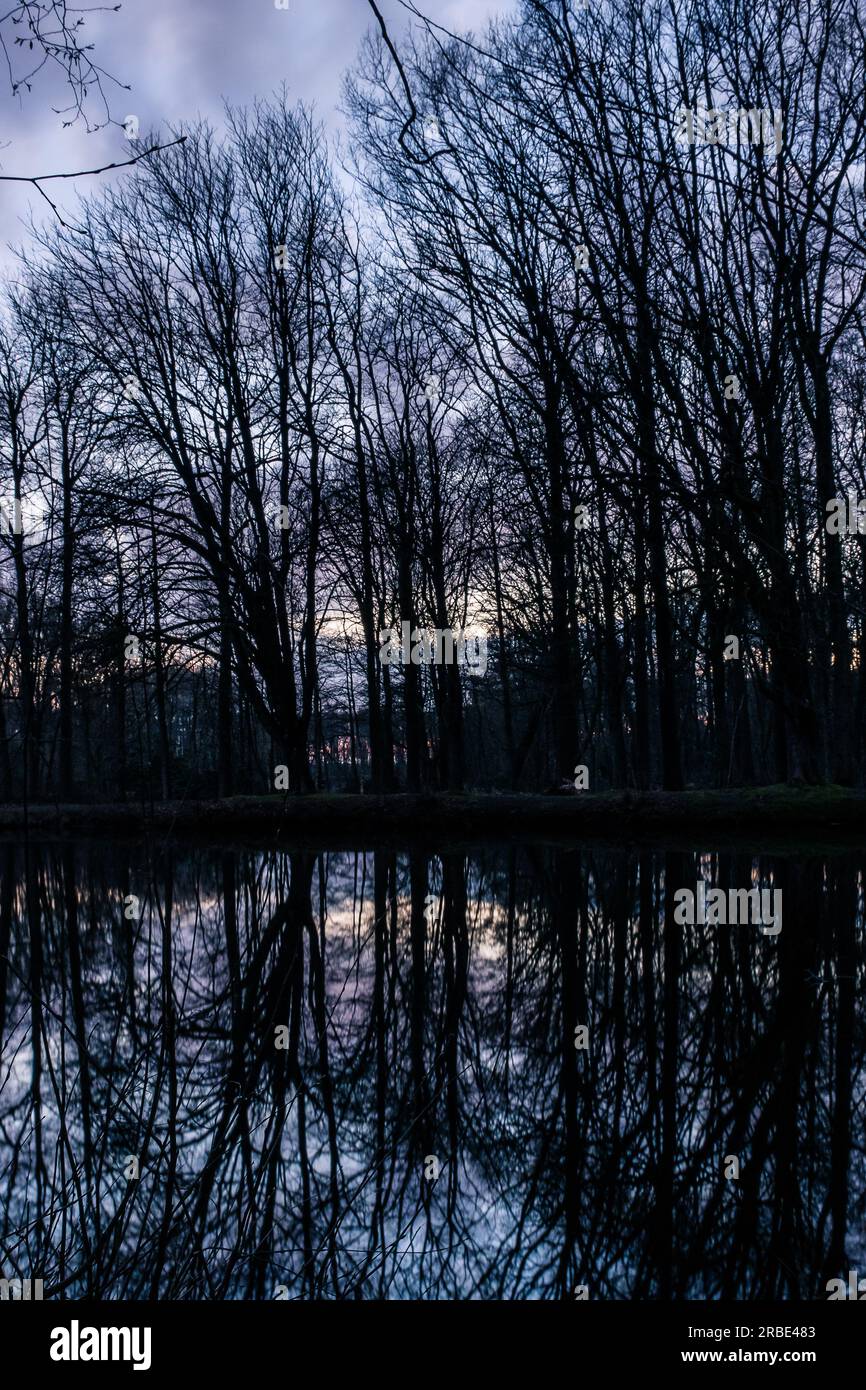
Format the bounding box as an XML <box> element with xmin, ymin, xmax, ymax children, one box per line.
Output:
<box><xmin>0</xmin><ymin>0</ymin><xmax>510</xmax><ymax>261</ymax></box>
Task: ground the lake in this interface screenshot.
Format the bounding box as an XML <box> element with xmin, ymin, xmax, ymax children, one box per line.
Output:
<box><xmin>0</xmin><ymin>837</ymin><xmax>862</xmax><ymax>1299</ymax></box>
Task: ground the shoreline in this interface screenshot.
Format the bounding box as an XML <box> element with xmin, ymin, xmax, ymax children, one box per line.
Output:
<box><xmin>0</xmin><ymin>785</ymin><xmax>862</xmax><ymax>843</ymax></box>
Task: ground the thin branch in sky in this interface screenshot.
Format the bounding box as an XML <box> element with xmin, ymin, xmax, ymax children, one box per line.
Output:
<box><xmin>0</xmin><ymin>135</ymin><xmax>187</xmax><ymax>225</ymax></box>
<box><xmin>365</xmin><ymin>0</ymin><xmax>455</xmax><ymax>165</ymax></box>
<box><xmin>1</xmin><ymin>0</ymin><xmax>127</xmax><ymax>131</ymax></box>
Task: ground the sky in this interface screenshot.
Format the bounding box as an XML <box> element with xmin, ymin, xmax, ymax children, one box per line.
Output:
<box><xmin>0</xmin><ymin>0</ymin><xmax>510</xmax><ymax>261</ymax></box>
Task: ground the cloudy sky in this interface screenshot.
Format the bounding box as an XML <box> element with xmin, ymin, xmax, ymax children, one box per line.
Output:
<box><xmin>0</xmin><ymin>0</ymin><xmax>510</xmax><ymax>258</ymax></box>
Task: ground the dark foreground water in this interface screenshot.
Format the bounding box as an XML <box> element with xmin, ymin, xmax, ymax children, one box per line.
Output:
<box><xmin>0</xmin><ymin>838</ymin><xmax>863</xmax><ymax>1300</ymax></box>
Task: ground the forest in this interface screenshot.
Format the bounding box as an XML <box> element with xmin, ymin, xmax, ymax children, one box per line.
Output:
<box><xmin>1</xmin><ymin>0</ymin><xmax>864</xmax><ymax>803</ymax></box>
<box><xmin>3</xmin><ymin>0</ymin><xmax>866</xmax><ymax>1335</ymax></box>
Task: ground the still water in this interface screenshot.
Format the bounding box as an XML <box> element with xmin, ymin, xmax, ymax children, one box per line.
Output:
<box><xmin>0</xmin><ymin>838</ymin><xmax>863</xmax><ymax>1299</ymax></box>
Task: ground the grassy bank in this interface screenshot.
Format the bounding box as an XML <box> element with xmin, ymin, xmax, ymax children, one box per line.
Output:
<box><xmin>0</xmin><ymin>784</ymin><xmax>862</xmax><ymax>842</ymax></box>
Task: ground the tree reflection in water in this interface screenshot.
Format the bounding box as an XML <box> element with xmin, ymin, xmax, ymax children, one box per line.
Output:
<box><xmin>0</xmin><ymin>840</ymin><xmax>862</xmax><ymax>1299</ymax></box>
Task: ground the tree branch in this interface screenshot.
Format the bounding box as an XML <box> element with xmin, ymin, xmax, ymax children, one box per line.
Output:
<box><xmin>0</xmin><ymin>135</ymin><xmax>187</xmax><ymax>225</ymax></box>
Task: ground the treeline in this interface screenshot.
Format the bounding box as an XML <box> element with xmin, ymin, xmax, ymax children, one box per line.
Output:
<box><xmin>1</xmin><ymin>0</ymin><xmax>865</xmax><ymax>801</ymax></box>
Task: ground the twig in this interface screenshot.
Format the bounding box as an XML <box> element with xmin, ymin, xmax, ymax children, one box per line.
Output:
<box><xmin>0</xmin><ymin>134</ymin><xmax>187</xmax><ymax>225</ymax></box>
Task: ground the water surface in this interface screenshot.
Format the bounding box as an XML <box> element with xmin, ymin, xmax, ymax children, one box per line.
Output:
<box><xmin>0</xmin><ymin>838</ymin><xmax>862</xmax><ymax>1299</ymax></box>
